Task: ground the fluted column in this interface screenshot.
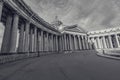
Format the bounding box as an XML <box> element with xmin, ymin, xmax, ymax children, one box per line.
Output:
<box><xmin>0</xmin><ymin>1</ymin><xmax>3</xmax><ymax>21</ymax></box>
<box><xmin>108</xmin><ymin>35</ymin><xmax>113</xmax><ymax>48</ymax></box>
<box><xmin>1</xmin><ymin>15</ymin><xmax>12</xmax><ymax>53</ymax></box>
<box><xmin>9</xmin><ymin>13</ymin><xmax>19</xmax><ymax>52</ymax></box>
<box><xmin>24</xmin><ymin>21</ymin><xmax>30</xmax><ymax>52</ymax></box>
<box><xmin>115</xmin><ymin>34</ymin><xmax>120</xmax><ymax>48</ymax></box>
<box><xmin>18</xmin><ymin>24</ymin><xmax>24</xmax><ymax>52</ymax></box>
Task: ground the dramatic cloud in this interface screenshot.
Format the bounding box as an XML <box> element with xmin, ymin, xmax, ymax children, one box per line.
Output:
<box><xmin>24</xmin><ymin>0</ymin><xmax>120</xmax><ymax>31</ymax></box>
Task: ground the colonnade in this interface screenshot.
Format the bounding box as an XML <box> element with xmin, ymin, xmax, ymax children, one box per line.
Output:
<box><xmin>0</xmin><ymin>1</ymin><xmax>94</xmax><ymax>54</ymax></box>
<box><xmin>59</xmin><ymin>34</ymin><xmax>93</xmax><ymax>51</ymax></box>
<box><xmin>89</xmin><ymin>34</ymin><xmax>120</xmax><ymax>49</ymax></box>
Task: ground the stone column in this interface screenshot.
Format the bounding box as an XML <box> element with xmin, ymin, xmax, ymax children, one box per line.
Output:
<box><xmin>115</xmin><ymin>34</ymin><xmax>120</xmax><ymax>48</ymax></box>
<box><xmin>81</xmin><ymin>36</ymin><xmax>85</xmax><ymax>50</ymax></box>
<box><xmin>41</xmin><ymin>30</ymin><xmax>43</xmax><ymax>51</ymax></box>
<box><xmin>38</xmin><ymin>31</ymin><xmax>41</xmax><ymax>52</ymax></box>
<box><xmin>1</xmin><ymin>15</ymin><xmax>12</xmax><ymax>53</ymax></box>
<box><xmin>43</xmin><ymin>32</ymin><xmax>45</xmax><ymax>51</ymax></box>
<box><xmin>73</xmin><ymin>35</ymin><xmax>77</xmax><ymax>50</ymax></box>
<box><xmin>69</xmin><ymin>34</ymin><xmax>72</xmax><ymax>50</ymax></box>
<box><xmin>51</xmin><ymin>34</ymin><xmax>53</xmax><ymax>51</ymax></box>
<box><xmin>61</xmin><ymin>35</ymin><xmax>64</xmax><ymax>51</ymax></box>
<box><xmin>0</xmin><ymin>1</ymin><xmax>3</xmax><ymax>21</ymax></box>
<box><xmin>85</xmin><ymin>36</ymin><xmax>89</xmax><ymax>49</ymax></box>
<box><xmin>18</xmin><ymin>24</ymin><xmax>24</xmax><ymax>52</ymax></box>
<box><xmin>60</xmin><ymin>36</ymin><xmax>63</xmax><ymax>51</ymax></box>
<box><xmin>108</xmin><ymin>35</ymin><xmax>113</xmax><ymax>48</ymax></box>
<box><xmin>56</xmin><ymin>36</ymin><xmax>58</xmax><ymax>51</ymax></box>
<box><xmin>29</xmin><ymin>28</ymin><xmax>33</xmax><ymax>52</ymax></box>
<box><xmin>9</xmin><ymin>13</ymin><xmax>19</xmax><ymax>52</ymax></box>
<box><xmin>48</xmin><ymin>34</ymin><xmax>51</xmax><ymax>51</ymax></box>
<box><xmin>34</xmin><ymin>27</ymin><xmax>37</xmax><ymax>52</ymax></box>
<box><xmin>102</xmin><ymin>36</ymin><xmax>107</xmax><ymax>49</ymax></box>
<box><xmin>64</xmin><ymin>34</ymin><xmax>67</xmax><ymax>51</ymax></box>
<box><xmin>96</xmin><ymin>37</ymin><xmax>101</xmax><ymax>49</ymax></box>
<box><xmin>88</xmin><ymin>38</ymin><xmax>92</xmax><ymax>50</ymax></box>
<box><xmin>24</xmin><ymin>21</ymin><xmax>30</xmax><ymax>52</ymax></box>
<box><xmin>59</xmin><ymin>36</ymin><xmax>62</xmax><ymax>51</ymax></box>
<box><xmin>46</xmin><ymin>32</ymin><xmax>49</xmax><ymax>51</ymax></box>
<box><xmin>78</xmin><ymin>35</ymin><xmax>82</xmax><ymax>50</ymax></box>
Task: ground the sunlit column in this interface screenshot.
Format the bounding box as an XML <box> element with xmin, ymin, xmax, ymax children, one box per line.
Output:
<box><xmin>9</xmin><ymin>13</ymin><xmax>19</xmax><ymax>52</ymax></box>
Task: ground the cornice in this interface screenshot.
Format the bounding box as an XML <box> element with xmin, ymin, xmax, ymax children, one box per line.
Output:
<box><xmin>5</xmin><ymin>0</ymin><xmax>60</xmax><ymax>34</ymax></box>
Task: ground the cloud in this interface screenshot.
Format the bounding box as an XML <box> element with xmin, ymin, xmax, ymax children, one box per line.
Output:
<box><xmin>24</xmin><ymin>0</ymin><xmax>120</xmax><ymax>31</ymax></box>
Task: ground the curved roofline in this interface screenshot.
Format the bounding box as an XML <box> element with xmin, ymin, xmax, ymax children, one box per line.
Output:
<box><xmin>4</xmin><ymin>0</ymin><xmax>60</xmax><ymax>34</ymax></box>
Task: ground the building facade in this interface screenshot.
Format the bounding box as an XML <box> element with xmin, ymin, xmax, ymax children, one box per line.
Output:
<box><xmin>0</xmin><ymin>0</ymin><xmax>93</xmax><ymax>54</ymax></box>
<box><xmin>88</xmin><ymin>27</ymin><xmax>120</xmax><ymax>50</ymax></box>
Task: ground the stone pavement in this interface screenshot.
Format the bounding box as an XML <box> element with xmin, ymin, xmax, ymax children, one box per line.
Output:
<box><xmin>0</xmin><ymin>50</ymin><xmax>120</xmax><ymax>80</ymax></box>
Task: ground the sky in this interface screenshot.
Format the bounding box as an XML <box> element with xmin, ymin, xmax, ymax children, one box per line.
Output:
<box><xmin>24</xmin><ymin>0</ymin><xmax>120</xmax><ymax>31</ymax></box>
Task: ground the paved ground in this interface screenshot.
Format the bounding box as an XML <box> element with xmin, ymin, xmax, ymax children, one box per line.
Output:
<box><xmin>0</xmin><ymin>50</ymin><xmax>120</xmax><ymax>80</ymax></box>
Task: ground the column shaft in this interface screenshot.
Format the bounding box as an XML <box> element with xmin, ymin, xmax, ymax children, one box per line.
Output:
<box><xmin>1</xmin><ymin>15</ymin><xmax>12</xmax><ymax>52</ymax></box>
<box><xmin>102</xmin><ymin>36</ymin><xmax>107</xmax><ymax>49</ymax></box>
<box><xmin>64</xmin><ymin>34</ymin><xmax>67</xmax><ymax>50</ymax></box>
<box><xmin>18</xmin><ymin>24</ymin><xmax>24</xmax><ymax>52</ymax></box>
<box><xmin>115</xmin><ymin>34</ymin><xmax>120</xmax><ymax>48</ymax></box>
<box><xmin>78</xmin><ymin>35</ymin><xmax>82</xmax><ymax>50</ymax></box>
<box><xmin>69</xmin><ymin>35</ymin><xmax>72</xmax><ymax>50</ymax></box>
<box><xmin>108</xmin><ymin>35</ymin><xmax>113</xmax><ymax>48</ymax></box>
<box><xmin>24</xmin><ymin>21</ymin><xmax>30</xmax><ymax>52</ymax></box>
<box><xmin>34</xmin><ymin>27</ymin><xmax>37</xmax><ymax>52</ymax></box>
<box><xmin>41</xmin><ymin>30</ymin><xmax>43</xmax><ymax>51</ymax></box>
<box><xmin>9</xmin><ymin>14</ymin><xmax>19</xmax><ymax>52</ymax></box>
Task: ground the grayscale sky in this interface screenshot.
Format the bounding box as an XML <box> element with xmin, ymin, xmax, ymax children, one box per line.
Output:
<box><xmin>24</xmin><ymin>0</ymin><xmax>120</xmax><ymax>31</ymax></box>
